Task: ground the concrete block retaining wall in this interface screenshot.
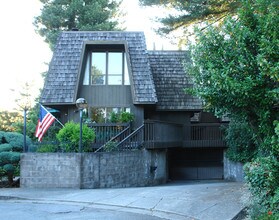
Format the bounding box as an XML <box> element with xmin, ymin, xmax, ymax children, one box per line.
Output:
<box><xmin>223</xmin><ymin>157</ymin><xmax>245</xmax><ymax>182</ymax></box>
<box><xmin>20</xmin><ymin>149</ymin><xmax>167</xmax><ymax>188</ymax></box>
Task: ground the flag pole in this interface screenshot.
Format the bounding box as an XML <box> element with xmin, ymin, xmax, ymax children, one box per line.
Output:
<box><xmin>39</xmin><ymin>104</ymin><xmax>64</xmax><ymax>127</ymax></box>
<box><xmin>23</xmin><ymin>107</ymin><xmax>27</xmax><ymax>152</ymax></box>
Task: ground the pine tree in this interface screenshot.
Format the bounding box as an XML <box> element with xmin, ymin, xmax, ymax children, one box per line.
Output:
<box><xmin>139</xmin><ymin>0</ymin><xmax>240</xmax><ymax>35</ymax></box>
<box><xmin>34</xmin><ymin>0</ymin><xmax>123</xmax><ymax>50</ymax></box>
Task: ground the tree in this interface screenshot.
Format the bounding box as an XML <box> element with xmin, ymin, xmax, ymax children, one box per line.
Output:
<box><xmin>0</xmin><ymin>111</ymin><xmax>22</xmax><ymax>132</ymax></box>
<box><xmin>186</xmin><ymin>0</ymin><xmax>278</xmax><ymax>216</ymax></box>
<box><xmin>139</xmin><ymin>0</ymin><xmax>240</xmax><ymax>35</ymax></box>
<box><xmin>187</xmin><ymin>0</ymin><xmax>278</xmax><ymax>152</ymax></box>
<box><xmin>34</xmin><ymin>0</ymin><xmax>123</xmax><ymax>49</ymax></box>
<box><xmin>9</xmin><ymin>82</ymin><xmax>38</xmax><ymax>140</ymax></box>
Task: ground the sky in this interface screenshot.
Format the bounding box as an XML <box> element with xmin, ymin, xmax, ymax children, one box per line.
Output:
<box><xmin>0</xmin><ymin>0</ymin><xmax>176</xmax><ymax>112</ymax></box>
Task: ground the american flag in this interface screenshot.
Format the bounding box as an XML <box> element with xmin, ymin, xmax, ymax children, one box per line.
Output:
<box><xmin>35</xmin><ymin>105</ymin><xmax>56</xmax><ymax>142</ymax></box>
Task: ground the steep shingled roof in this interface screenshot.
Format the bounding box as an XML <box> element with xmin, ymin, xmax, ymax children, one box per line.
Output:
<box><xmin>41</xmin><ymin>31</ymin><xmax>157</xmax><ymax>105</ymax></box>
<box><xmin>148</xmin><ymin>51</ymin><xmax>202</xmax><ymax>110</ymax></box>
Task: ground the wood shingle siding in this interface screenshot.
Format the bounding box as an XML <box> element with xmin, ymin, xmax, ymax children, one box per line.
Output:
<box><xmin>148</xmin><ymin>51</ymin><xmax>202</xmax><ymax>110</ymax></box>
<box><xmin>41</xmin><ymin>31</ymin><xmax>157</xmax><ymax>105</ymax></box>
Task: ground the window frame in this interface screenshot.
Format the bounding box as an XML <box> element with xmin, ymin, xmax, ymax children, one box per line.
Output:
<box><xmin>83</xmin><ymin>43</ymin><xmax>130</xmax><ymax>86</ymax></box>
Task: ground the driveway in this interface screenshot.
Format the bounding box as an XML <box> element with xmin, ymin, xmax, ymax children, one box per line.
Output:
<box><xmin>0</xmin><ymin>181</ymin><xmax>248</xmax><ymax>220</ymax></box>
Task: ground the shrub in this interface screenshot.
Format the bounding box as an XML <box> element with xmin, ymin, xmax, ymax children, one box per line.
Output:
<box><xmin>109</xmin><ymin>112</ymin><xmax>119</xmax><ymax>123</ymax></box>
<box><xmin>56</xmin><ymin>121</ymin><xmax>95</xmax><ymax>152</ymax></box>
<box><xmin>0</xmin><ymin>151</ymin><xmax>21</xmax><ymax>185</ymax></box>
<box><xmin>103</xmin><ymin>141</ymin><xmax>118</xmax><ymax>152</ymax></box>
<box><xmin>271</xmin><ymin>121</ymin><xmax>279</xmax><ymax>156</ymax></box>
<box><xmin>0</xmin><ymin>144</ymin><xmax>12</xmax><ymax>152</ymax></box>
<box><xmin>36</xmin><ymin>144</ymin><xmax>59</xmax><ymax>153</ymax></box>
<box><xmin>0</xmin><ymin>131</ymin><xmax>33</xmax><ymax>186</ymax></box>
<box><xmin>0</xmin><ymin>131</ymin><xmax>33</xmax><ymax>152</ymax></box>
<box><xmin>109</xmin><ymin>111</ymin><xmax>134</xmax><ymax>123</ymax></box>
<box><xmin>244</xmin><ymin>156</ymin><xmax>279</xmax><ymax>218</ymax></box>
<box><xmin>225</xmin><ymin>120</ymin><xmax>257</xmax><ymax>163</ymax></box>
<box><xmin>119</xmin><ymin>112</ymin><xmax>134</xmax><ymax>123</ymax></box>
<box><xmin>0</xmin><ymin>152</ymin><xmax>21</xmax><ymax>166</ymax></box>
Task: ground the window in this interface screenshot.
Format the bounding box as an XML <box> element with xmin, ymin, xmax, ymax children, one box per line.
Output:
<box><xmin>83</xmin><ymin>50</ymin><xmax>130</xmax><ymax>85</ymax></box>
<box><xmin>92</xmin><ymin>52</ymin><xmax>106</xmax><ymax>85</ymax></box>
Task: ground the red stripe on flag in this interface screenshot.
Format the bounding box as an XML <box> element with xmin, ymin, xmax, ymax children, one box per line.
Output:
<box><xmin>35</xmin><ymin>111</ymin><xmax>55</xmax><ymax>142</ymax></box>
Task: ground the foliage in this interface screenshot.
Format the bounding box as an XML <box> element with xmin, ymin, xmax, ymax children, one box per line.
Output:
<box><xmin>109</xmin><ymin>111</ymin><xmax>119</xmax><ymax>123</ymax></box>
<box><xmin>36</xmin><ymin>143</ymin><xmax>59</xmax><ymax>153</ymax></box>
<box><xmin>119</xmin><ymin>112</ymin><xmax>135</xmax><ymax>123</ymax></box>
<box><xmin>0</xmin><ymin>152</ymin><xmax>21</xmax><ymax>166</ymax></box>
<box><xmin>8</xmin><ymin>82</ymin><xmax>35</xmax><ymax>133</ymax></box>
<box><xmin>14</xmin><ymin>82</ymin><xmax>33</xmax><ymax>111</ymax></box>
<box><xmin>109</xmin><ymin>111</ymin><xmax>134</xmax><ymax>123</ymax></box>
<box><xmin>34</xmin><ymin>0</ymin><xmax>123</xmax><ymax>49</ymax></box>
<box><xmin>13</xmin><ymin>102</ymin><xmax>63</xmax><ymax>142</ymax></box>
<box><xmin>186</xmin><ymin>1</ymin><xmax>278</xmax><ymax>217</ymax></box>
<box><xmin>139</xmin><ymin>0</ymin><xmax>240</xmax><ymax>36</ymax></box>
<box><xmin>12</xmin><ymin>102</ymin><xmax>39</xmax><ymax>140</ymax></box>
<box><xmin>244</xmin><ymin>156</ymin><xmax>279</xmax><ymax>218</ymax></box>
<box><xmin>0</xmin><ymin>111</ymin><xmax>22</xmax><ymax>132</ymax></box>
<box><xmin>89</xmin><ymin>107</ymin><xmax>105</xmax><ymax>123</ymax></box>
<box><xmin>186</xmin><ymin>0</ymin><xmax>279</xmax><ymax>153</ymax></box>
<box><xmin>0</xmin><ymin>131</ymin><xmax>32</xmax><ymax>152</ymax></box>
<box><xmin>56</xmin><ymin>121</ymin><xmax>95</xmax><ymax>152</ymax></box>
<box><xmin>0</xmin><ymin>131</ymin><xmax>28</xmax><ymax>185</ymax></box>
<box><xmin>271</xmin><ymin>121</ymin><xmax>279</xmax><ymax>156</ymax></box>
<box><xmin>103</xmin><ymin>141</ymin><xmax>118</xmax><ymax>152</ymax></box>
<box><xmin>0</xmin><ymin>144</ymin><xmax>13</xmax><ymax>153</ymax></box>
<box><xmin>225</xmin><ymin>119</ymin><xmax>257</xmax><ymax>163</ymax></box>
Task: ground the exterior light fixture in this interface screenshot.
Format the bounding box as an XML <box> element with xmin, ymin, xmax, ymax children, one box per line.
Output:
<box><xmin>76</xmin><ymin>98</ymin><xmax>88</xmax><ymax>153</ymax></box>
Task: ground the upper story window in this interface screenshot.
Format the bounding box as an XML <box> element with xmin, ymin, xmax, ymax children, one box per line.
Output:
<box><xmin>83</xmin><ymin>46</ymin><xmax>130</xmax><ymax>85</ymax></box>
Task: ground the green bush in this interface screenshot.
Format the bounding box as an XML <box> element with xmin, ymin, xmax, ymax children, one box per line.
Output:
<box><xmin>103</xmin><ymin>141</ymin><xmax>118</xmax><ymax>152</ymax></box>
<box><xmin>0</xmin><ymin>152</ymin><xmax>21</xmax><ymax>166</ymax></box>
<box><xmin>109</xmin><ymin>111</ymin><xmax>134</xmax><ymax>123</ymax></box>
<box><xmin>109</xmin><ymin>112</ymin><xmax>119</xmax><ymax>123</ymax></box>
<box><xmin>3</xmin><ymin>164</ymin><xmax>15</xmax><ymax>174</ymax></box>
<box><xmin>225</xmin><ymin>120</ymin><xmax>257</xmax><ymax>163</ymax></box>
<box><xmin>0</xmin><ymin>131</ymin><xmax>7</xmax><ymax>143</ymax></box>
<box><xmin>56</xmin><ymin>121</ymin><xmax>95</xmax><ymax>152</ymax></box>
<box><xmin>271</xmin><ymin>121</ymin><xmax>279</xmax><ymax>156</ymax></box>
<box><xmin>0</xmin><ymin>131</ymin><xmax>33</xmax><ymax>152</ymax></box>
<box><xmin>36</xmin><ymin>144</ymin><xmax>59</xmax><ymax>153</ymax></box>
<box><xmin>0</xmin><ymin>144</ymin><xmax>12</xmax><ymax>152</ymax></box>
<box><xmin>119</xmin><ymin>112</ymin><xmax>134</xmax><ymax>123</ymax></box>
<box><xmin>0</xmin><ymin>131</ymin><xmax>33</xmax><ymax>186</ymax></box>
<box><xmin>244</xmin><ymin>156</ymin><xmax>279</xmax><ymax>218</ymax></box>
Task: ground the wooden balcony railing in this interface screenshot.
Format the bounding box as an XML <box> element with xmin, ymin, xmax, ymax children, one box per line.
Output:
<box><xmin>115</xmin><ymin>124</ymin><xmax>145</xmax><ymax>151</ymax></box>
<box><xmin>87</xmin><ymin>122</ymin><xmax>130</xmax><ymax>149</ymax></box>
<box><xmin>88</xmin><ymin>121</ymin><xmax>227</xmax><ymax>151</ymax></box>
<box><xmin>183</xmin><ymin>123</ymin><xmax>227</xmax><ymax>148</ymax></box>
<box><xmin>144</xmin><ymin>120</ymin><xmax>183</xmax><ymax>149</ymax></box>
<box><xmin>112</xmin><ymin>120</ymin><xmax>184</xmax><ymax>150</ymax></box>
<box><xmin>94</xmin><ymin>124</ymin><xmax>132</xmax><ymax>152</ymax></box>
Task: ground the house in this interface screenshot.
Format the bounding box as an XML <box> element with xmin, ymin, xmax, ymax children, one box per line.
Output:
<box><xmin>41</xmin><ymin>31</ymin><xmax>228</xmax><ymax>181</ymax></box>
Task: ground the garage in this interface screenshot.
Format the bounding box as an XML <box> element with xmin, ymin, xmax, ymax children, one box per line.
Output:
<box><xmin>168</xmin><ymin>148</ymin><xmax>224</xmax><ymax>180</ymax></box>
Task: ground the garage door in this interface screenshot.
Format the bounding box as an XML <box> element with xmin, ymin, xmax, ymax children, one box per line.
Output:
<box><xmin>169</xmin><ymin>148</ymin><xmax>224</xmax><ymax>180</ymax></box>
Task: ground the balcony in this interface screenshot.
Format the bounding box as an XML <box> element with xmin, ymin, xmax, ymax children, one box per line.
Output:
<box><xmin>183</xmin><ymin>123</ymin><xmax>227</xmax><ymax>148</ymax></box>
<box><xmin>90</xmin><ymin>121</ymin><xmax>227</xmax><ymax>152</ymax></box>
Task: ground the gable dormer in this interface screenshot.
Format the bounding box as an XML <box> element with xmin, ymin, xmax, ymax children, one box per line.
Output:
<box><xmin>41</xmin><ymin>31</ymin><xmax>157</xmax><ymax>106</ymax></box>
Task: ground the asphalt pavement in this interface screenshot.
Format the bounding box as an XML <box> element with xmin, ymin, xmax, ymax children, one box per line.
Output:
<box><xmin>0</xmin><ymin>181</ymin><xmax>248</xmax><ymax>220</ymax></box>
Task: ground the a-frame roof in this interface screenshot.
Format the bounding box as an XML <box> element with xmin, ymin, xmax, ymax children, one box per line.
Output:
<box><xmin>41</xmin><ymin>31</ymin><xmax>157</xmax><ymax>105</ymax></box>
<box><xmin>148</xmin><ymin>51</ymin><xmax>202</xmax><ymax>110</ymax></box>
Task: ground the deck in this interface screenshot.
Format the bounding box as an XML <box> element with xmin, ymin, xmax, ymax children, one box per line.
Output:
<box><xmin>89</xmin><ymin>121</ymin><xmax>227</xmax><ymax>152</ymax></box>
